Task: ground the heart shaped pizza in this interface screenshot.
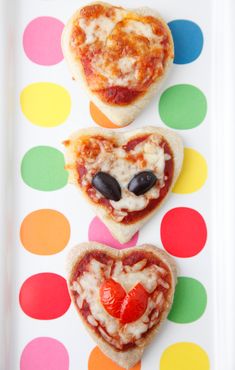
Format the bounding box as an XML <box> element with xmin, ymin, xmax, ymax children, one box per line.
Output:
<box><xmin>64</xmin><ymin>126</ymin><xmax>183</xmax><ymax>243</ymax></box>
<box><xmin>67</xmin><ymin>243</ymin><xmax>177</xmax><ymax>368</ymax></box>
<box><xmin>62</xmin><ymin>2</ymin><xmax>174</xmax><ymax>127</ymax></box>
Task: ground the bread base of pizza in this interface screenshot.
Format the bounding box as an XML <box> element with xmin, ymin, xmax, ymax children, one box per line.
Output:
<box><xmin>62</xmin><ymin>2</ymin><xmax>174</xmax><ymax>127</ymax></box>
<box><xmin>64</xmin><ymin>126</ymin><xmax>183</xmax><ymax>244</ymax></box>
<box><xmin>67</xmin><ymin>242</ymin><xmax>177</xmax><ymax>368</ymax></box>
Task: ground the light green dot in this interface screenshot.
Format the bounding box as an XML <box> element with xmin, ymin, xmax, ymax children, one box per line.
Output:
<box><xmin>21</xmin><ymin>146</ymin><xmax>68</xmax><ymax>191</ymax></box>
<box><xmin>159</xmin><ymin>84</ymin><xmax>207</xmax><ymax>129</ymax></box>
<box><xmin>168</xmin><ymin>276</ymin><xmax>207</xmax><ymax>323</ymax></box>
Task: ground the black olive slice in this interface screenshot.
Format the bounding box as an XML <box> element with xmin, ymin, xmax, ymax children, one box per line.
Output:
<box><xmin>92</xmin><ymin>172</ymin><xmax>121</xmax><ymax>201</ymax></box>
<box><xmin>128</xmin><ymin>171</ymin><xmax>157</xmax><ymax>196</ymax></box>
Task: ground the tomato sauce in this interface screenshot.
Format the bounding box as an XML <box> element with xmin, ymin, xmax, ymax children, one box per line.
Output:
<box><xmin>123</xmin><ymin>135</ymin><xmax>150</xmax><ymax>151</ymax></box>
<box><xmin>80</xmin><ymin>55</ymin><xmax>94</xmax><ymax>78</ymax></box>
<box><xmin>97</xmin><ymin>86</ymin><xmax>141</xmax><ymax>105</ymax></box>
<box><xmin>122</xmin><ymin>251</ymin><xmax>166</xmax><ymax>269</ymax></box>
<box><xmin>80</xmin><ymin>4</ymin><xmax>105</xmax><ymax>19</ymax></box>
<box><xmin>77</xmin><ymin>164</ymin><xmax>87</xmax><ymax>179</ymax></box>
<box><xmin>80</xmin><ymin>300</ymin><xmax>91</xmax><ymax>320</ymax></box>
<box><xmin>72</xmin><ymin>251</ymin><xmax>112</xmax><ymax>281</ymax></box>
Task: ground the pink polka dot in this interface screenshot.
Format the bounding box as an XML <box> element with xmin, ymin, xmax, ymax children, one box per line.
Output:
<box><xmin>20</xmin><ymin>337</ymin><xmax>69</xmax><ymax>370</ymax></box>
<box><xmin>23</xmin><ymin>17</ymin><xmax>64</xmax><ymax>65</ymax></box>
<box><xmin>88</xmin><ymin>217</ymin><xmax>139</xmax><ymax>249</ymax></box>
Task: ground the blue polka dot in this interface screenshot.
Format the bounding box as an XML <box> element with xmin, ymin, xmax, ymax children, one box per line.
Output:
<box><xmin>168</xmin><ymin>20</ymin><xmax>204</xmax><ymax>64</ymax></box>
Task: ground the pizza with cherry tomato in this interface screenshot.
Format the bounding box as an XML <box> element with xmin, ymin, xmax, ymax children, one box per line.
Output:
<box><xmin>64</xmin><ymin>126</ymin><xmax>183</xmax><ymax>243</ymax></box>
<box><xmin>62</xmin><ymin>2</ymin><xmax>174</xmax><ymax>126</ymax></box>
<box><xmin>68</xmin><ymin>242</ymin><xmax>177</xmax><ymax>369</ymax></box>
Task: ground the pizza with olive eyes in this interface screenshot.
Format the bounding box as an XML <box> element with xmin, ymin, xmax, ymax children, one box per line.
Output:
<box><xmin>64</xmin><ymin>126</ymin><xmax>183</xmax><ymax>243</ymax></box>
<box><xmin>61</xmin><ymin>2</ymin><xmax>174</xmax><ymax>127</ymax></box>
<box><xmin>67</xmin><ymin>242</ymin><xmax>177</xmax><ymax>369</ymax></box>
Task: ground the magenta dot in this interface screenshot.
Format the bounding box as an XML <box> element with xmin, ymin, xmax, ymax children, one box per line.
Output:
<box><xmin>20</xmin><ymin>337</ymin><xmax>69</xmax><ymax>370</ymax></box>
<box><xmin>88</xmin><ymin>217</ymin><xmax>139</xmax><ymax>249</ymax></box>
<box><xmin>23</xmin><ymin>17</ymin><xmax>64</xmax><ymax>66</ymax></box>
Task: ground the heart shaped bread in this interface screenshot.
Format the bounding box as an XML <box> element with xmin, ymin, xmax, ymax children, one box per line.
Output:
<box><xmin>67</xmin><ymin>243</ymin><xmax>177</xmax><ymax>368</ymax></box>
<box><xmin>62</xmin><ymin>2</ymin><xmax>174</xmax><ymax>127</ymax></box>
<box><xmin>64</xmin><ymin>126</ymin><xmax>183</xmax><ymax>243</ymax></box>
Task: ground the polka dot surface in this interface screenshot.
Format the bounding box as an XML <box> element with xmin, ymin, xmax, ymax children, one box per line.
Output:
<box><xmin>23</xmin><ymin>17</ymin><xmax>64</xmax><ymax>66</ymax></box>
<box><xmin>20</xmin><ymin>209</ymin><xmax>70</xmax><ymax>255</ymax></box>
<box><xmin>21</xmin><ymin>146</ymin><xmax>68</xmax><ymax>191</ymax></box>
<box><xmin>19</xmin><ymin>273</ymin><xmax>71</xmax><ymax>319</ymax></box>
<box><xmin>159</xmin><ymin>84</ymin><xmax>207</xmax><ymax>130</ymax></box>
<box><xmin>20</xmin><ymin>83</ymin><xmax>71</xmax><ymax>127</ymax></box>
<box><xmin>168</xmin><ymin>20</ymin><xmax>204</xmax><ymax>64</ymax></box>
<box><xmin>161</xmin><ymin>207</ymin><xmax>207</xmax><ymax>258</ymax></box>
<box><xmin>88</xmin><ymin>217</ymin><xmax>139</xmax><ymax>249</ymax></box>
<box><xmin>168</xmin><ymin>277</ymin><xmax>207</xmax><ymax>323</ymax></box>
<box><xmin>173</xmin><ymin>148</ymin><xmax>208</xmax><ymax>193</ymax></box>
<box><xmin>20</xmin><ymin>337</ymin><xmax>69</xmax><ymax>370</ymax></box>
<box><xmin>160</xmin><ymin>342</ymin><xmax>210</xmax><ymax>370</ymax></box>
<box><xmin>89</xmin><ymin>346</ymin><xmax>141</xmax><ymax>370</ymax></box>
<box><xmin>90</xmin><ymin>102</ymin><xmax>119</xmax><ymax>128</ymax></box>
<box><xmin>17</xmin><ymin>2</ymin><xmax>211</xmax><ymax>368</ymax></box>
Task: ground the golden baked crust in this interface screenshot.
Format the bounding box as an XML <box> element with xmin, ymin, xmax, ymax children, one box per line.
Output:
<box><xmin>62</xmin><ymin>2</ymin><xmax>174</xmax><ymax>126</ymax></box>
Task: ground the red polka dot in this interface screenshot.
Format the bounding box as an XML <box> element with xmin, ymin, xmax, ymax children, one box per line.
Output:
<box><xmin>20</xmin><ymin>337</ymin><xmax>69</xmax><ymax>370</ymax></box>
<box><xmin>160</xmin><ymin>207</ymin><xmax>207</xmax><ymax>258</ymax></box>
<box><xmin>88</xmin><ymin>217</ymin><xmax>139</xmax><ymax>249</ymax></box>
<box><xmin>19</xmin><ymin>273</ymin><xmax>71</xmax><ymax>319</ymax></box>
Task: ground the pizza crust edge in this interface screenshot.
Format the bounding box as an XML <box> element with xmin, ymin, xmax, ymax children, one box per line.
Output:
<box><xmin>67</xmin><ymin>242</ymin><xmax>177</xmax><ymax>369</ymax></box>
<box><xmin>61</xmin><ymin>2</ymin><xmax>174</xmax><ymax>127</ymax></box>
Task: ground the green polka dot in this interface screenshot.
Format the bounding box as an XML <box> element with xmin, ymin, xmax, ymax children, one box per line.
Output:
<box><xmin>168</xmin><ymin>277</ymin><xmax>207</xmax><ymax>323</ymax></box>
<box><xmin>21</xmin><ymin>146</ymin><xmax>68</xmax><ymax>191</ymax></box>
<box><xmin>159</xmin><ymin>84</ymin><xmax>207</xmax><ymax>129</ymax></box>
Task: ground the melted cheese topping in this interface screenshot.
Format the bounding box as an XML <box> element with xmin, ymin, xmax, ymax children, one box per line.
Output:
<box><xmin>70</xmin><ymin>3</ymin><xmax>173</xmax><ymax>102</ymax></box>
<box><xmin>76</xmin><ymin>133</ymin><xmax>171</xmax><ymax>222</ymax></box>
<box><xmin>78</xmin><ymin>15</ymin><xmax>118</xmax><ymax>44</ymax></box>
<box><xmin>71</xmin><ymin>257</ymin><xmax>170</xmax><ymax>349</ymax></box>
<box><xmin>123</xmin><ymin>19</ymin><xmax>157</xmax><ymax>39</ymax></box>
<box><xmin>111</xmin><ymin>191</ymin><xmax>149</xmax><ymax>212</ymax></box>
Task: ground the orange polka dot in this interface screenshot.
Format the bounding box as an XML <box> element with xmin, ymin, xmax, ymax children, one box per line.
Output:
<box><xmin>90</xmin><ymin>102</ymin><xmax>119</xmax><ymax>128</ymax></box>
<box><xmin>88</xmin><ymin>347</ymin><xmax>141</xmax><ymax>370</ymax></box>
<box><xmin>20</xmin><ymin>209</ymin><xmax>70</xmax><ymax>255</ymax></box>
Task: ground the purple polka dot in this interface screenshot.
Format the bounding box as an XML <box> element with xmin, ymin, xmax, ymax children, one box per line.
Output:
<box><xmin>23</xmin><ymin>17</ymin><xmax>64</xmax><ymax>66</ymax></box>
<box><xmin>88</xmin><ymin>217</ymin><xmax>139</xmax><ymax>249</ymax></box>
<box><xmin>20</xmin><ymin>337</ymin><xmax>69</xmax><ymax>370</ymax></box>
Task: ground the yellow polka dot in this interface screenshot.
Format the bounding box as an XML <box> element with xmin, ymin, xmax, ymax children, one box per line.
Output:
<box><xmin>173</xmin><ymin>148</ymin><xmax>207</xmax><ymax>194</ymax></box>
<box><xmin>160</xmin><ymin>342</ymin><xmax>210</xmax><ymax>370</ymax></box>
<box><xmin>20</xmin><ymin>82</ymin><xmax>71</xmax><ymax>127</ymax></box>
